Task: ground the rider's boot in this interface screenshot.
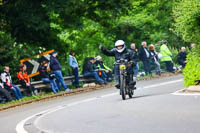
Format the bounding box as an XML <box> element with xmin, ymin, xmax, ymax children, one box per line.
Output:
<box><xmin>115</xmin><ymin>83</ymin><xmax>120</xmax><ymax>89</ymax></box>
<box><xmin>129</xmin><ymin>76</ymin><xmax>136</xmax><ymax>90</ymax></box>
<box><xmin>115</xmin><ymin>76</ymin><xmax>120</xmax><ymax>89</ymax></box>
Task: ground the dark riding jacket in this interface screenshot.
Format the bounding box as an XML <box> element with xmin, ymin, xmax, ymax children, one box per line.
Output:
<box><xmin>101</xmin><ymin>47</ymin><xmax>136</xmax><ymax>63</ymax></box>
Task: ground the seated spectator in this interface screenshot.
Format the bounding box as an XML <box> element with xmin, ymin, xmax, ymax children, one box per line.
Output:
<box><xmin>17</xmin><ymin>64</ymin><xmax>38</xmax><ymax>96</ymax></box>
<box><xmin>178</xmin><ymin>47</ymin><xmax>187</xmax><ymax>68</ymax></box>
<box><xmin>83</xmin><ymin>57</ymin><xmax>106</xmax><ymax>84</ymax></box>
<box><xmin>0</xmin><ymin>82</ymin><xmax>12</xmax><ymax>102</ymax></box>
<box><xmin>92</xmin><ymin>57</ymin><xmax>107</xmax><ymax>83</ymax></box>
<box><xmin>39</xmin><ymin>61</ymin><xmax>59</xmax><ymax>93</ymax></box>
<box><xmin>1</xmin><ymin>66</ymin><xmax>22</xmax><ymax>100</ymax></box>
<box><xmin>50</xmin><ymin>51</ymin><xmax>71</xmax><ymax>91</ymax></box>
<box><xmin>95</xmin><ymin>56</ymin><xmax>113</xmax><ymax>82</ymax></box>
<box><xmin>69</xmin><ymin>51</ymin><xmax>80</xmax><ymax>88</ymax></box>
<box><xmin>149</xmin><ymin>44</ymin><xmax>161</xmax><ymax>75</ymax></box>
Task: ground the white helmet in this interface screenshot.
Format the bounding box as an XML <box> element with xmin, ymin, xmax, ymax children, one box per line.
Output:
<box><xmin>115</xmin><ymin>40</ymin><xmax>126</xmax><ymax>53</ymax></box>
<box><xmin>96</xmin><ymin>55</ymin><xmax>102</xmax><ymax>61</ymax></box>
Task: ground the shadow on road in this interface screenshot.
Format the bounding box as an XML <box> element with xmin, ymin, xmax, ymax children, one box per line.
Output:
<box><xmin>130</xmin><ymin>92</ymin><xmax>170</xmax><ymax>100</ymax></box>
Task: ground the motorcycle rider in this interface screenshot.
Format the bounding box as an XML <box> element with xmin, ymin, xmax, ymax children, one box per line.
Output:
<box><xmin>99</xmin><ymin>40</ymin><xmax>137</xmax><ymax>89</ymax></box>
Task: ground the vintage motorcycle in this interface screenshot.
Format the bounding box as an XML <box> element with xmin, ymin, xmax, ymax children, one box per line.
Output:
<box><xmin>116</xmin><ymin>59</ymin><xmax>136</xmax><ymax>100</ymax></box>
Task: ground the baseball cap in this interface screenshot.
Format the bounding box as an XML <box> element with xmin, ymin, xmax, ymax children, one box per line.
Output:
<box><xmin>52</xmin><ymin>51</ymin><xmax>57</xmax><ymax>54</ymax></box>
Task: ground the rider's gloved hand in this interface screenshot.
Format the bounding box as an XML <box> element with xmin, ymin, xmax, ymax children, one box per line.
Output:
<box><xmin>99</xmin><ymin>44</ymin><xmax>104</xmax><ymax>50</ymax></box>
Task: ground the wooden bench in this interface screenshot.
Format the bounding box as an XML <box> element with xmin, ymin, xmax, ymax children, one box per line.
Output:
<box><xmin>16</xmin><ymin>75</ymin><xmax>96</xmax><ymax>94</ymax></box>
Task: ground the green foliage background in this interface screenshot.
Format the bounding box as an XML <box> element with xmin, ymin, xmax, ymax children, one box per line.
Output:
<box><xmin>173</xmin><ymin>0</ymin><xmax>200</xmax><ymax>87</ymax></box>
<box><xmin>0</xmin><ymin>0</ymin><xmax>197</xmax><ymax>85</ymax></box>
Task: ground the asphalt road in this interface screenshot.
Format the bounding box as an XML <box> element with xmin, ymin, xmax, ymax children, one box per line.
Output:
<box><xmin>0</xmin><ymin>75</ymin><xmax>200</xmax><ymax>133</ymax></box>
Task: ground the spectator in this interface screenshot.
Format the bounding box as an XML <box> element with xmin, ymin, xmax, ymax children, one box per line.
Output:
<box><xmin>93</xmin><ymin>57</ymin><xmax>107</xmax><ymax>83</ymax></box>
<box><xmin>160</xmin><ymin>40</ymin><xmax>175</xmax><ymax>73</ymax></box>
<box><xmin>0</xmin><ymin>82</ymin><xmax>13</xmax><ymax>102</ymax></box>
<box><xmin>50</xmin><ymin>51</ymin><xmax>71</xmax><ymax>91</ymax></box>
<box><xmin>190</xmin><ymin>43</ymin><xmax>195</xmax><ymax>51</ymax></box>
<box><xmin>39</xmin><ymin>61</ymin><xmax>59</xmax><ymax>93</ymax></box>
<box><xmin>149</xmin><ymin>44</ymin><xmax>161</xmax><ymax>75</ymax></box>
<box><xmin>83</xmin><ymin>57</ymin><xmax>106</xmax><ymax>84</ymax></box>
<box><xmin>95</xmin><ymin>55</ymin><xmax>113</xmax><ymax>82</ymax></box>
<box><xmin>139</xmin><ymin>41</ymin><xmax>152</xmax><ymax>75</ymax></box>
<box><xmin>178</xmin><ymin>47</ymin><xmax>187</xmax><ymax>68</ymax></box>
<box><xmin>1</xmin><ymin>66</ymin><xmax>22</xmax><ymax>100</ymax></box>
<box><xmin>69</xmin><ymin>51</ymin><xmax>80</xmax><ymax>88</ymax></box>
<box><xmin>130</xmin><ymin>43</ymin><xmax>139</xmax><ymax>80</ymax></box>
<box><xmin>17</xmin><ymin>64</ymin><xmax>38</xmax><ymax>96</ymax></box>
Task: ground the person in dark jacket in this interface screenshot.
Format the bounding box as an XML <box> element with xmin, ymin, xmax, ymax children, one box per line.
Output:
<box><xmin>1</xmin><ymin>66</ymin><xmax>22</xmax><ymax>100</ymax></box>
<box><xmin>178</xmin><ymin>47</ymin><xmax>187</xmax><ymax>68</ymax></box>
<box><xmin>83</xmin><ymin>57</ymin><xmax>106</xmax><ymax>84</ymax></box>
<box><xmin>149</xmin><ymin>44</ymin><xmax>161</xmax><ymax>75</ymax></box>
<box><xmin>50</xmin><ymin>51</ymin><xmax>70</xmax><ymax>91</ymax></box>
<box><xmin>0</xmin><ymin>82</ymin><xmax>13</xmax><ymax>102</ymax></box>
<box><xmin>130</xmin><ymin>43</ymin><xmax>139</xmax><ymax>80</ymax></box>
<box><xmin>99</xmin><ymin>40</ymin><xmax>136</xmax><ymax>89</ymax></box>
<box><xmin>39</xmin><ymin>61</ymin><xmax>59</xmax><ymax>93</ymax></box>
<box><xmin>139</xmin><ymin>41</ymin><xmax>152</xmax><ymax>75</ymax></box>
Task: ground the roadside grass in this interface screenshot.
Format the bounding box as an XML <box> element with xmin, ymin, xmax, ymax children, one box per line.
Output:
<box><xmin>0</xmin><ymin>83</ymin><xmax>84</xmax><ymax>107</ymax></box>
<box><xmin>0</xmin><ymin>92</ymin><xmax>55</xmax><ymax>107</ymax></box>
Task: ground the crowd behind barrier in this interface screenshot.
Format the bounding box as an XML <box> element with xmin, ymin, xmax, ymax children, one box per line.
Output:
<box><xmin>0</xmin><ymin>40</ymin><xmax>193</xmax><ymax>104</ymax></box>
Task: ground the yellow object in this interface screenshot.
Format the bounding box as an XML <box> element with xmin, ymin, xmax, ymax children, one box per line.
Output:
<box><xmin>120</xmin><ymin>65</ymin><xmax>126</xmax><ymax>70</ymax></box>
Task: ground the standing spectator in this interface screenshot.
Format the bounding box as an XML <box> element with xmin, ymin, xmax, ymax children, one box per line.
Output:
<box><xmin>1</xmin><ymin>66</ymin><xmax>22</xmax><ymax>100</ymax></box>
<box><xmin>69</xmin><ymin>51</ymin><xmax>80</xmax><ymax>88</ymax></box>
<box><xmin>39</xmin><ymin>61</ymin><xmax>59</xmax><ymax>93</ymax></box>
<box><xmin>83</xmin><ymin>57</ymin><xmax>106</xmax><ymax>84</ymax></box>
<box><xmin>130</xmin><ymin>43</ymin><xmax>139</xmax><ymax>80</ymax></box>
<box><xmin>17</xmin><ymin>64</ymin><xmax>38</xmax><ymax>96</ymax></box>
<box><xmin>149</xmin><ymin>44</ymin><xmax>161</xmax><ymax>75</ymax></box>
<box><xmin>178</xmin><ymin>47</ymin><xmax>187</xmax><ymax>68</ymax></box>
<box><xmin>190</xmin><ymin>43</ymin><xmax>195</xmax><ymax>51</ymax></box>
<box><xmin>0</xmin><ymin>81</ymin><xmax>13</xmax><ymax>102</ymax></box>
<box><xmin>95</xmin><ymin>55</ymin><xmax>113</xmax><ymax>82</ymax></box>
<box><xmin>139</xmin><ymin>41</ymin><xmax>152</xmax><ymax>75</ymax></box>
<box><xmin>50</xmin><ymin>51</ymin><xmax>70</xmax><ymax>91</ymax></box>
<box><xmin>160</xmin><ymin>40</ymin><xmax>174</xmax><ymax>73</ymax></box>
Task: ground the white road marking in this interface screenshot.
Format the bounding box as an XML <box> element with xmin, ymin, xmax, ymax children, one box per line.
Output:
<box><xmin>101</xmin><ymin>92</ymin><xmax>118</xmax><ymax>98</ymax></box>
<box><xmin>142</xmin><ymin>79</ymin><xmax>183</xmax><ymax>89</ymax></box>
<box><xmin>16</xmin><ymin>108</ymin><xmax>60</xmax><ymax>133</ymax></box>
<box><xmin>172</xmin><ymin>89</ymin><xmax>200</xmax><ymax>96</ymax></box>
<box><xmin>16</xmin><ymin>78</ymin><xmax>184</xmax><ymax>133</ymax></box>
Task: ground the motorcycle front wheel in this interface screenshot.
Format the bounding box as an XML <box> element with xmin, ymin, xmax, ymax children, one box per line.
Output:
<box><xmin>120</xmin><ymin>74</ymin><xmax>126</xmax><ymax>100</ymax></box>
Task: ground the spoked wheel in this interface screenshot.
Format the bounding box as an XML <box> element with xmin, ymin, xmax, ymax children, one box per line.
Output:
<box><xmin>120</xmin><ymin>74</ymin><xmax>126</xmax><ymax>100</ymax></box>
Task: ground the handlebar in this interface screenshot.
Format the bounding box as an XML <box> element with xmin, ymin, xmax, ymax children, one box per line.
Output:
<box><xmin>114</xmin><ymin>59</ymin><xmax>135</xmax><ymax>65</ymax></box>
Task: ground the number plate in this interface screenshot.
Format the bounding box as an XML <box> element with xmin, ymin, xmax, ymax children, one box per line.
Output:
<box><xmin>120</xmin><ymin>65</ymin><xmax>126</xmax><ymax>70</ymax></box>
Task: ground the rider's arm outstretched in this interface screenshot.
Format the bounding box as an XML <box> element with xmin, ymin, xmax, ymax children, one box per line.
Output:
<box><xmin>99</xmin><ymin>44</ymin><xmax>115</xmax><ymax>56</ymax></box>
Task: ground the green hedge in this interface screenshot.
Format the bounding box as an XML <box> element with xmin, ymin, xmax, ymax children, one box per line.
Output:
<box><xmin>183</xmin><ymin>46</ymin><xmax>200</xmax><ymax>87</ymax></box>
